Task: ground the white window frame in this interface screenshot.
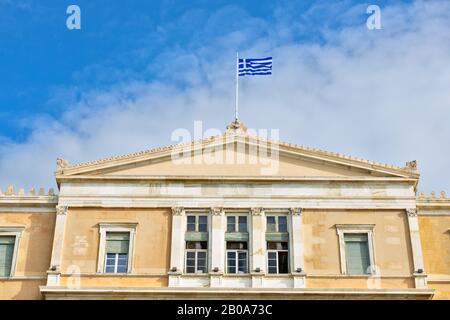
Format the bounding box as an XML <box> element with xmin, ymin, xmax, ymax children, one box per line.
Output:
<box><xmin>185</xmin><ymin>247</ymin><xmax>208</xmax><ymax>274</ymax></box>
<box><xmin>336</xmin><ymin>224</ymin><xmax>376</xmax><ymax>275</ymax></box>
<box><xmin>97</xmin><ymin>223</ymin><xmax>137</xmax><ymax>274</ymax></box>
<box><xmin>266</xmin><ymin>214</ymin><xmax>288</xmax><ymax>233</ymax></box>
<box><xmin>186</xmin><ymin>214</ymin><xmax>209</xmax><ymax>232</ymax></box>
<box><xmin>0</xmin><ymin>227</ymin><xmax>24</xmax><ymax>278</ymax></box>
<box><xmin>226</xmin><ymin>249</ymin><xmax>248</xmax><ymax>274</ymax></box>
<box><xmin>226</xmin><ymin>214</ymin><xmax>248</xmax><ymax>233</ymax></box>
<box><xmin>266</xmin><ymin>242</ymin><xmax>289</xmax><ymax>274</ymax></box>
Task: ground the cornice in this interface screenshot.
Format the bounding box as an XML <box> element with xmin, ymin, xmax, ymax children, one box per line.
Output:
<box><xmin>55</xmin><ymin>175</ymin><xmax>419</xmax><ymax>184</ymax></box>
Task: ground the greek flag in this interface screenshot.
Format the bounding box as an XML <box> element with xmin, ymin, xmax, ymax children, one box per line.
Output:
<box><xmin>238</xmin><ymin>57</ymin><xmax>272</xmax><ymax>76</ymax></box>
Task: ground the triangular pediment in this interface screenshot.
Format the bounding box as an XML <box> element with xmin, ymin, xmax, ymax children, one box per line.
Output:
<box><xmin>55</xmin><ymin>130</ymin><xmax>419</xmax><ymax>181</ymax></box>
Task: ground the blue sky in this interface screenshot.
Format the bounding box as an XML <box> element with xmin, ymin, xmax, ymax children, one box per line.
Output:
<box><xmin>1</xmin><ymin>0</ymin><xmax>449</xmax><ymax>192</ymax></box>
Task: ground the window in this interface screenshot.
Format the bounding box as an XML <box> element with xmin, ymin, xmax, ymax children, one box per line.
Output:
<box><xmin>267</xmin><ymin>242</ymin><xmax>289</xmax><ymax>274</ymax></box>
<box><xmin>185</xmin><ymin>241</ymin><xmax>208</xmax><ymax>274</ymax></box>
<box><xmin>97</xmin><ymin>223</ymin><xmax>137</xmax><ymax>274</ymax></box>
<box><xmin>0</xmin><ymin>236</ymin><xmax>15</xmax><ymax>277</ymax></box>
<box><xmin>344</xmin><ymin>234</ymin><xmax>371</xmax><ymax>275</ymax></box>
<box><xmin>0</xmin><ymin>227</ymin><xmax>23</xmax><ymax>278</ymax></box>
<box><xmin>226</xmin><ymin>242</ymin><xmax>248</xmax><ymax>274</ymax></box>
<box><xmin>187</xmin><ymin>215</ymin><xmax>208</xmax><ymax>232</ymax></box>
<box><xmin>226</xmin><ymin>216</ymin><xmax>248</xmax><ymax>233</ymax></box>
<box><xmin>336</xmin><ymin>224</ymin><xmax>375</xmax><ymax>275</ymax></box>
<box><xmin>104</xmin><ymin>232</ymin><xmax>129</xmax><ymax>273</ymax></box>
<box><xmin>266</xmin><ymin>215</ymin><xmax>288</xmax><ymax>232</ymax></box>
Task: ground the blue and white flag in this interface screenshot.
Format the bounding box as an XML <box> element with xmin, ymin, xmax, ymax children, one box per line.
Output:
<box><xmin>238</xmin><ymin>57</ymin><xmax>272</xmax><ymax>76</ymax></box>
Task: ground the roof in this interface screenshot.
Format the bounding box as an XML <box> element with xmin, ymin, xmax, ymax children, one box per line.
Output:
<box><xmin>54</xmin><ymin>121</ymin><xmax>420</xmax><ymax>180</ymax></box>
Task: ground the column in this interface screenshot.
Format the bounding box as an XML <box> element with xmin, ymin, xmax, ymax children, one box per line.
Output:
<box><xmin>168</xmin><ymin>207</ymin><xmax>185</xmax><ymax>287</ymax></box>
<box><xmin>250</xmin><ymin>207</ymin><xmax>265</xmax><ymax>288</ymax></box>
<box><xmin>406</xmin><ymin>208</ymin><xmax>427</xmax><ymax>289</ymax></box>
<box><xmin>209</xmin><ymin>207</ymin><xmax>225</xmax><ymax>287</ymax></box>
<box><xmin>290</xmin><ymin>207</ymin><xmax>306</xmax><ymax>288</ymax></box>
<box><xmin>47</xmin><ymin>205</ymin><xmax>68</xmax><ymax>286</ymax></box>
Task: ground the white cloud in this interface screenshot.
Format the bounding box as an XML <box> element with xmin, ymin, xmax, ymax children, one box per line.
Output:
<box><xmin>1</xmin><ymin>0</ymin><xmax>450</xmax><ymax>193</ymax></box>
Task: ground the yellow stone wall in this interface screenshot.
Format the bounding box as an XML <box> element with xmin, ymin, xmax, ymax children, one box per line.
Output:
<box><xmin>419</xmin><ymin>215</ymin><xmax>450</xmax><ymax>299</ymax></box>
<box><xmin>303</xmin><ymin>209</ymin><xmax>414</xmax><ymax>288</ymax></box>
<box><xmin>59</xmin><ymin>207</ymin><xmax>171</xmax><ymax>286</ymax></box>
<box><xmin>0</xmin><ymin>211</ymin><xmax>55</xmax><ymax>299</ymax></box>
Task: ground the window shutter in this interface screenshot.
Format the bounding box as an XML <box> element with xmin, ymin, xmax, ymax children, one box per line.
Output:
<box><xmin>344</xmin><ymin>234</ymin><xmax>370</xmax><ymax>275</ymax></box>
<box><xmin>0</xmin><ymin>236</ymin><xmax>15</xmax><ymax>277</ymax></box>
<box><xmin>105</xmin><ymin>232</ymin><xmax>130</xmax><ymax>254</ymax></box>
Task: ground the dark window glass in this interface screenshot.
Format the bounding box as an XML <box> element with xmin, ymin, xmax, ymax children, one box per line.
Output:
<box><xmin>266</xmin><ymin>216</ymin><xmax>276</xmax><ymax>232</ymax></box>
<box><xmin>267</xmin><ymin>242</ymin><xmax>288</xmax><ymax>250</ymax></box>
<box><xmin>278</xmin><ymin>216</ymin><xmax>288</xmax><ymax>232</ymax></box>
<box><xmin>227</xmin><ymin>241</ymin><xmax>247</xmax><ymax>250</ymax></box>
<box><xmin>267</xmin><ymin>252</ymin><xmax>277</xmax><ymax>274</ymax></box>
<box><xmin>197</xmin><ymin>251</ymin><xmax>207</xmax><ymax>273</ymax></box>
<box><xmin>238</xmin><ymin>216</ymin><xmax>247</xmax><ymax>232</ymax></box>
<box><xmin>227</xmin><ymin>251</ymin><xmax>236</xmax><ymax>273</ymax></box>
<box><xmin>117</xmin><ymin>265</ymin><xmax>127</xmax><ymax>273</ymax></box>
<box><xmin>105</xmin><ymin>252</ymin><xmax>128</xmax><ymax>273</ymax></box>
<box><xmin>187</xmin><ymin>216</ymin><xmax>196</xmax><ymax>232</ymax></box>
<box><xmin>186</xmin><ymin>241</ymin><xmax>208</xmax><ymax>249</ymax></box>
<box><xmin>227</xmin><ymin>216</ymin><xmax>235</xmax><ymax>232</ymax></box>
<box><xmin>198</xmin><ymin>215</ymin><xmax>208</xmax><ymax>232</ymax></box>
<box><xmin>238</xmin><ymin>252</ymin><xmax>247</xmax><ymax>273</ymax></box>
<box><xmin>278</xmin><ymin>251</ymin><xmax>289</xmax><ymax>273</ymax></box>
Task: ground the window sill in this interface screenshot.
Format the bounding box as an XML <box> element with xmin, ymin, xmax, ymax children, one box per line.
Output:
<box><xmin>0</xmin><ymin>275</ymin><xmax>47</xmax><ymax>280</ymax></box>
<box><xmin>307</xmin><ymin>274</ymin><xmax>374</xmax><ymax>278</ymax></box>
<box><xmin>95</xmin><ymin>272</ymin><xmax>132</xmax><ymax>276</ymax></box>
<box><xmin>264</xmin><ymin>273</ymin><xmax>291</xmax><ymax>277</ymax></box>
<box><xmin>222</xmin><ymin>273</ymin><xmax>251</xmax><ymax>277</ymax></box>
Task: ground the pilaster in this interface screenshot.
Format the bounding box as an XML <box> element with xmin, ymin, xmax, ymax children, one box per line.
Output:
<box><xmin>209</xmin><ymin>207</ymin><xmax>225</xmax><ymax>286</ymax></box>
<box><xmin>168</xmin><ymin>207</ymin><xmax>185</xmax><ymax>286</ymax></box>
<box><xmin>406</xmin><ymin>208</ymin><xmax>427</xmax><ymax>288</ymax></box>
<box><xmin>47</xmin><ymin>205</ymin><xmax>68</xmax><ymax>286</ymax></box>
<box><xmin>290</xmin><ymin>207</ymin><xmax>306</xmax><ymax>288</ymax></box>
<box><xmin>250</xmin><ymin>207</ymin><xmax>265</xmax><ymax>287</ymax></box>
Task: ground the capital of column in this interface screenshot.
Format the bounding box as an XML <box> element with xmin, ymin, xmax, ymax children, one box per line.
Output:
<box><xmin>171</xmin><ymin>206</ymin><xmax>185</xmax><ymax>216</ymax></box>
<box><xmin>56</xmin><ymin>205</ymin><xmax>68</xmax><ymax>215</ymax></box>
<box><xmin>406</xmin><ymin>208</ymin><xmax>418</xmax><ymax>217</ymax></box>
<box><xmin>251</xmin><ymin>207</ymin><xmax>264</xmax><ymax>216</ymax></box>
<box><xmin>290</xmin><ymin>207</ymin><xmax>303</xmax><ymax>216</ymax></box>
<box><xmin>210</xmin><ymin>207</ymin><xmax>224</xmax><ymax>216</ymax></box>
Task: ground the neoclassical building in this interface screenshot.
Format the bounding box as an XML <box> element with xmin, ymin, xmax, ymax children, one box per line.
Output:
<box><xmin>0</xmin><ymin>121</ymin><xmax>449</xmax><ymax>299</ymax></box>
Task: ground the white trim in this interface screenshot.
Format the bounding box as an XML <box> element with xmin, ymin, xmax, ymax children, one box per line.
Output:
<box><xmin>336</xmin><ymin>224</ymin><xmax>376</xmax><ymax>275</ymax></box>
<box><xmin>417</xmin><ymin>210</ymin><xmax>450</xmax><ymax>216</ymax></box>
<box><xmin>40</xmin><ymin>286</ymin><xmax>435</xmax><ymax>300</ymax></box>
<box><xmin>0</xmin><ymin>226</ymin><xmax>25</xmax><ymax>278</ymax></box>
<box><xmin>97</xmin><ymin>223</ymin><xmax>137</xmax><ymax>274</ymax></box>
<box><xmin>0</xmin><ymin>207</ymin><xmax>56</xmax><ymax>213</ymax></box>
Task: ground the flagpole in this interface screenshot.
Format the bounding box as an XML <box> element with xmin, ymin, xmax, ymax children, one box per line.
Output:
<box><xmin>235</xmin><ymin>52</ymin><xmax>239</xmax><ymax>122</ymax></box>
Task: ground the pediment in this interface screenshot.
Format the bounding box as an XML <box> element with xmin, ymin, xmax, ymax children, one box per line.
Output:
<box><xmin>56</xmin><ymin>132</ymin><xmax>418</xmax><ymax>181</ymax></box>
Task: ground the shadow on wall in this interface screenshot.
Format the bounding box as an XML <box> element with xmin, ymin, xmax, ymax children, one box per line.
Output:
<box><xmin>13</xmin><ymin>213</ymin><xmax>56</xmax><ymax>300</ymax></box>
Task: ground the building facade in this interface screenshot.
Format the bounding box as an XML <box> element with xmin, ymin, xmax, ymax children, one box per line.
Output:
<box><xmin>0</xmin><ymin>122</ymin><xmax>449</xmax><ymax>299</ymax></box>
